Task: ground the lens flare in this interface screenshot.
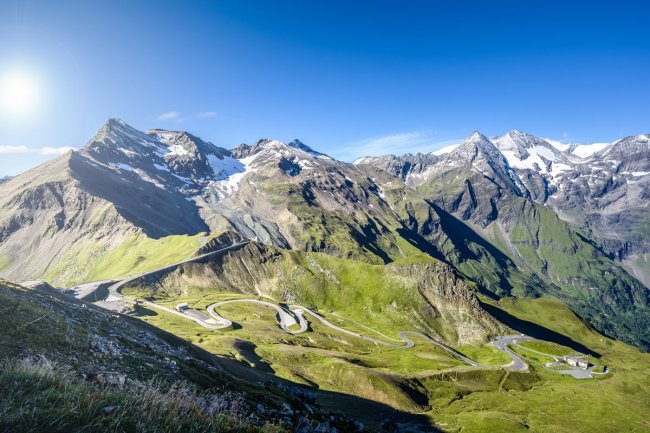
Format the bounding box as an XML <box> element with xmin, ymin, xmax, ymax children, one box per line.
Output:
<box><xmin>0</xmin><ymin>69</ymin><xmax>41</xmax><ymax>119</ymax></box>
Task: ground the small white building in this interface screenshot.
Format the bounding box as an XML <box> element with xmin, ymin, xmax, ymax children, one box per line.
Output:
<box><xmin>565</xmin><ymin>356</ymin><xmax>589</xmax><ymax>369</ymax></box>
<box><xmin>175</xmin><ymin>302</ymin><xmax>189</xmax><ymax>311</ymax></box>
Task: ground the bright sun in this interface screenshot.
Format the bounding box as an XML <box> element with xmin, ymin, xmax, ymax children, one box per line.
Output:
<box><xmin>0</xmin><ymin>69</ymin><xmax>41</xmax><ymax>119</ymax></box>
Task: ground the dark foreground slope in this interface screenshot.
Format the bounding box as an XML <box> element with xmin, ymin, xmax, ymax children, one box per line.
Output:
<box><xmin>0</xmin><ymin>280</ymin><xmax>397</xmax><ymax>433</ymax></box>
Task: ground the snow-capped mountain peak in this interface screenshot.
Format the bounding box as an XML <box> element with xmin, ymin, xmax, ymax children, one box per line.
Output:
<box><xmin>449</xmin><ymin>131</ymin><xmax>503</xmax><ymax>163</ymax></box>
<box><xmin>491</xmin><ymin>130</ymin><xmax>571</xmax><ymax>176</ymax></box>
<box><xmin>79</xmin><ymin>120</ymin><xmax>241</xmax><ymax>196</ymax></box>
<box><xmin>85</xmin><ymin>118</ymin><xmax>162</xmax><ymax>153</ymax></box>
<box><xmin>600</xmin><ymin>134</ymin><xmax>650</xmax><ymax>157</ymax></box>
<box><xmin>287</xmin><ymin>139</ymin><xmax>331</xmax><ymax>159</ymax></box>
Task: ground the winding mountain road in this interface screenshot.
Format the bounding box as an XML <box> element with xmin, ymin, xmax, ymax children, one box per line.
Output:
<box><xmin>205</xmin><ymin>299</ymin><xmax>481</xmax><ymax>366</ymax></box>
<box><xmin>489</xmin><ymin>335</ymin><xmax>534</xmax><ymax>372</ymax></box>
<box><xmin>73</xmin><ymin>239</ymin><xmax>531</xmax><ymax>372</ymax></box>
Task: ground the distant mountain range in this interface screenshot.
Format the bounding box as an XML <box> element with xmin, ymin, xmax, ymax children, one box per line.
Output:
<box><xmin>0</xmin><ymin>119</ymin><xmax>648</xmax><ymax>350</ymax></box>
<box><xmin>357</xmin><ymin>130</ymin><xmax>650</xmax><ymax>284</ymax></box>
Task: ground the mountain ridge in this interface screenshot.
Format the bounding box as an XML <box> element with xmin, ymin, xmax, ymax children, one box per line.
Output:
<box><xmin>0</xmin><ymin>120</ymin><xmax>648</xmax><ymax>351</ymax></box>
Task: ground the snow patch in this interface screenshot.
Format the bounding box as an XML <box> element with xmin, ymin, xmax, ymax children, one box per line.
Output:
<box><xmin>571</xmin><ymin>142</ymin><xmax>610</xmax><ymax>158</ymax></box>
<box><xmin>119</xmin><ymin>147</ymin><xmax>138</xmax><ymax>157</ymax></box>
<box><xmin>544</xmin><ymin>138</ymin><xmax>571</xmax><ymax>152</ymax></box>
<box><xmin>207</xmin><ymin>155</ymin><xmax>257</xmax><ymax>199</ymax></box>
<box><xmin>172</xmin><ymin>173</ymin><xmax>193</xmax><ymax>184</ymax></box>
<box><xmin>431</xmin><ymin>143</ymin><xmax>460</xmax><ymax>156</ymax></box>
<box><xmin>153</xmin><ymin>163</ymin><xmax>170</xmax><ymax>172</ymax></box>
<box><xmin>167</xmin><ymin>145</ymin><xmax>190</xmax><ymax>157</ymax></box>
<box><xmin>109</xmin><ymin>162</ymin><xmax>134</xmax><ymax>172</ymax></box>
<box><xmin>297</xmin><ymin>159</ymin><xmax>316</xmax><ymax>169</ymax></box>
<box><xmin>353</xmin><ymin>157</ymin><xmax>370</xmax><ymax>165</ymax></box>
<box><xmin>500</xmin><ymin>145</ymin><xmax>560</xmax><ymax>174</ymax></box>
<box><xmin>206</xmin><ymin>154</ymin><xmax>245</xmax><ymax>179</ymax></box>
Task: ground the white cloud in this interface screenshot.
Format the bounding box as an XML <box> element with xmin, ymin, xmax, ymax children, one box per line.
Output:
<box><xmin>197</xmin><ymin>111</ymin><xmax>218</xmax><ymax>118</ymax></box>
<box><xmin>333</xmin><ymin>130</ymin><xmax>462</xmax><ymax>161</ymax></box>
<box><xmin>157</xmin><ymin>111</ymin><xmax>180</xmax><ymax>121</ymax></box>
<box><xmin>40</xmin><ymin>146</ymin><xmax>77</xmax><ymax>155</ymax></box>
<box><xmin>0</xmin><ymin>145</ymin><xmax>76</xmax><ymax>155</ymax></box>
<box><xmin>0</xmin><ymin>145</ymin><xmax>30</xmax><ymax>154</ymax></box>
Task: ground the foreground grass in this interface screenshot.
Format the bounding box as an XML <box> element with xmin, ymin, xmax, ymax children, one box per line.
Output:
<box><xmin>0</xmin><ymin>357</ymin><xmax>282</xmax><ymax>433</ymax></box>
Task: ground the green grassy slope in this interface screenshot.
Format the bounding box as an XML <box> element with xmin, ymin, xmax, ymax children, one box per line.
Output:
<box><xmin>488</xmin><ymin>199</ymin><xmax>650</xmax><ymax>350</ymax></box>
<box><xmin>42</xmin><ymin>232</ymin><xmax>206</xmax><ymax>286</ymax></box>
<box><xmin>124</xmin><ymin>244</ymin><xmax>505</xmax><ymax>346</ymax></box>
<box><xmin>426</xmin><ymin>296</ymin><xmax>650</xmax><ymax>433</ymax></box>
<box><xmin>410</xmin><ymin>165</ymin><xmax>649</xmax><ymax>352</ymax></box>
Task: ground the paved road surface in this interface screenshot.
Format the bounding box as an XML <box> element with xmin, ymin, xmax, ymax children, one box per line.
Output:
<box><xmin>511</xmin><ymin>341</ymin><xmax>606</xmax><ymax>379</ymax></box>
<box><xmin>206</xmin><ymin>299</ymin><xmax>480</xmax><ymax>366</ymax></box>
<box><xmin>207</xmin><ymin>299</ymin><xmax>306</xmax><ymax>333</ymax></box>
<box><xmin>140</xmin><ymin>301</ymin><xmax>226</xmax><ymax>329</ymax></box>
<box><xmin>489</xmin><ymin>335</ymin><xmax>534</xmax><ymax>372</ymax></box>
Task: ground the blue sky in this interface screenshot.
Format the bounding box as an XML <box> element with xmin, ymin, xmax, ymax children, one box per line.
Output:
<box><xmin>0</xmin><ymin>0</ymin><xmax>648</xmax><ymax>175</ymax></box>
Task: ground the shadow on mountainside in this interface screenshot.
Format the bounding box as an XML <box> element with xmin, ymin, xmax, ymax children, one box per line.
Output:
<box><xmin>70</xmin><ymin>152</ymin><xmax>210</xmax><ymax>238</ymax></box>
<box><xmin>158</xmin><ymin>321</ymin><xmax>441</xmax><ymax>431</ymax></box>
<box><xmin>430</xmin><ymin>204</ymin><xmax>514</xmax><ymax>270</ymax></box>
<box><xmin>233</xmin><ymin>339</ymin><xmax>275</xmax><ymax>374</ymax></box>
<box><xmin>481</xmin><ymin>302</ymin><xmax>601</xmax><ymax>358</ymax></box>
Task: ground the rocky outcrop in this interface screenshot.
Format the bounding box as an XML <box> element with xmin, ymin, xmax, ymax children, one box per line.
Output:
<box><xmin>387</xmin><ymin>261</ymin><xmax>507</xmax><ymax>344</ymax></box>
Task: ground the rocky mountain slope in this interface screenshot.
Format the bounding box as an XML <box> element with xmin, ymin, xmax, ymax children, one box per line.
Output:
<box><xmin>0</xmin><ymin>120</ymin><xmax>648</xmax><ymax>351</ymax></box>
<box><xmin>357</xmin><ymin>130</ymin><xmax>649</xmax><ymax>277</ymax></box>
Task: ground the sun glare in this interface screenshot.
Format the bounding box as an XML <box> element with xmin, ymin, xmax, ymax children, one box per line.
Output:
<box><xmin>0</xmin><ymin>69</ymin><xmax>41</xmax><ymax>119</ymax></box>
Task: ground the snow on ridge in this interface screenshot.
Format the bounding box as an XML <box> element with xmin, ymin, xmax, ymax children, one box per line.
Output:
<box><xmin>353</xmin><ymin>157</ymin><xmax>370</xmax><ymax>165</ymax></box>
<box><xmin>431</xmin><ymin>142</ymin><xmax>460</xmax><ymax>156</ymax></box>
<box><xmin>109</xmin><ymin>162</ymin><xmax>134</xmax><ymax>172</ymax></box>
<box><xmin>622</xmin><ymin>171</ymin><xmax>650</xmax><ymax>177</ymax></box>
<box><xmin>166</xmin><ymin>144</ymin><xmax>190</xmax><ymax>157</ymax></box>
<box><xmin>119</xmin><ymin>147</ymin><xmax>138</xmax><ymax>157</ymax></box>
<box><xmin>206</xmin><ymin>154</ymin><xmax>245</xmax><ymax>179</ymax></box>
<box><xmin>207</xmin><ymin>154</ymin><xmax>258</xmax><ymax>199</ymax></box>
<box><xmin>543</xmin><ymin>138</ymin><xmax>571</xmax><ymax>152</ymax></box>
<box><xmin>499</xmin><ymin>145</ymin><xmax>556</xmax><ymax>173</ymax></box>
<box><xmin>570</xmin><ymin>142</ymin><xmax>610</xmax><ymax>158</ymax></box>
<box><xmin>298</xmin><ymin>159</ymin><xmax>318</xmax><ymax>169</ymax></box>
<box><xmin>153</xmin><ymin>163</ymin><xmax>170</xmax><ymax>172</ymax></box>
